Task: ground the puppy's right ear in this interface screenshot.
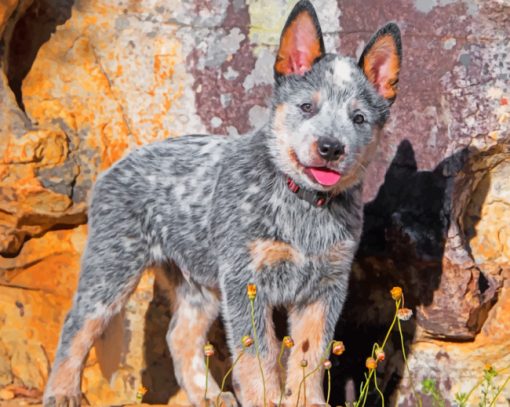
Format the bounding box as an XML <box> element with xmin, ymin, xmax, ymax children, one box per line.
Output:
<box><xmin>274</xmin><ymin>0</ymin><xmax>325</xmax><ymax>81</ymax></box>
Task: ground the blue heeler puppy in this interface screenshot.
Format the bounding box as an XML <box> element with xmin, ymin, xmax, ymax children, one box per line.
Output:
<box><xmin>43</xmin><ymin>1</ymin><xmax>402</xmax><ymax>406</ymax></box>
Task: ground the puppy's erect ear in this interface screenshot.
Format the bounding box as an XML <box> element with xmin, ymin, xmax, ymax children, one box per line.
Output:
<box><xmin>274</xmin><ymin>0</ymin><xmax>325</xmax><ymax>79</ymax></box>
<box><xmin>359</xmin><ymin>23</ymin><xmax>402</xmax><ymax>102</ymax></box>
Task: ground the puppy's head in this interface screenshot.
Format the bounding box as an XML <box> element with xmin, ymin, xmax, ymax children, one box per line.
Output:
<box><xmin>268</xmin><ymin>0</ymin><xmax>402</xmax><ymax>193</ymax></box>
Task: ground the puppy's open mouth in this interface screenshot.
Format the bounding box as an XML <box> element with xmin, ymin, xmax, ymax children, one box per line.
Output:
<box><xmin>304</xmin><ymin>167</ymin><xmax>342</xmax><ymax>186</ymax></box>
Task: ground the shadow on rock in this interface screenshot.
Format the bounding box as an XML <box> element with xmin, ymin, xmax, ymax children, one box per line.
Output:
<box><xmin>329</xmin><ymin>139</ymin><xmax>490</xmax><ymax>405</ymax></box>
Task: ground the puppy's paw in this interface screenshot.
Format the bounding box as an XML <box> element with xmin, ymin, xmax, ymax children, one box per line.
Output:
<box><xmin>281</xmin><ymin>400</ymin><xmax>328</xmax><ymax>407</ymax></box>
<box><xmin>43</xmin><ymin>395</ymin><xmax>81</xmax><ymax>407</ymax></box>
<box><xmin>203</xmin><ymin>391</ymin><xmax>238</xmax><ymax>407</ymax></box>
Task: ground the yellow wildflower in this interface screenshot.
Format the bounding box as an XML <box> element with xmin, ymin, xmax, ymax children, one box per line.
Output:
<box><xmin>375</xmin><ymin>349</ymin><xmax>385</xmax><ymax>362</ymax></box>
<box><xmin>390</xmin><ymin>286</ymin><xmax>403</xmax><ymax>301</ymax></box>
<box><xmin>204</xmin><ymin>343</ymin><xmax>215</xmax><ymax>357</ymax></box>
<box><xmin>332</xmin><ymin>341</ymin><xmax>345</xmax><ymax>356</ymax></box>
<box><xmin>247</xmin><ymin>283</ymin><xmax>257</xmax><ymax>300</ymax></box>
<box><xmin>283</xmin><ymin>336</ymin><xmax>295</xmax><ymax>348</ymax></box>
<box><xmin>242</xmin><ymin>335</ymin><xmax>254</xmax><ymax>348</ymax></box>
<box><xmin>365</xmin><ymin>357</ymin><xmax>377</xmax><ymax>370</ymax></box>
<box><xmin>135</xmin><ymin>385</ymin><xmax>148</xmax><ymax>401</ymax></box>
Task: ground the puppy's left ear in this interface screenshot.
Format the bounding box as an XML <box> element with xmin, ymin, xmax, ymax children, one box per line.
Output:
<box><xmin>274</xmin><ymin>0</ymin><xmax>325</xmax><ymax>80</ymax></box>
<box><xmin>359</xmin><ymin>23</ymin><xmax>402</xmax><ymax>103</ymax></box>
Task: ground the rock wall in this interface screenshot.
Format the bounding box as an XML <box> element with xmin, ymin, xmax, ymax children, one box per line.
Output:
<box><xmin>0</xmin><ymin>0</ymin><xmax>509</xmax><ymax>405</ymax></box>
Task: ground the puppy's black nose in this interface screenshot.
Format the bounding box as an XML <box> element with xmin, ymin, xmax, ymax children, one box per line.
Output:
<box><xmin>317</xmin><ymin>137</ymin><xmax>344</xmax><ymax>161</ymax></box>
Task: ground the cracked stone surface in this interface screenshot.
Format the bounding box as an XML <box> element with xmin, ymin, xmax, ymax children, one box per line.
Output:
<box><xmin>0</xmin><ymin>0</ymin><xmax>509</xmax><ymax>405</ymax></box>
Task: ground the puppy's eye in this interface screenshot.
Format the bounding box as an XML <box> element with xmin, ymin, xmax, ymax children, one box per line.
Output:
<box><xmin>300</xmin><ymin>103</ymin><xmax>313</xmax><ymax>113</ymax></box>
<box><xmin>353</xmin><ymin>113</ymin><xmax>365</xmax><ymax>124</ymax></box>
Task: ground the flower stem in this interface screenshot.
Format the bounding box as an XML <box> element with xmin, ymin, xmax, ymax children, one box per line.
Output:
<box><xmin>302</xmin><ymin>366</ymin><xmax>307</xmax><ymax>406</ymax></box>
<box><xmin>277</xmin><ymin>341</ymin><xmax>286</xmax><ymax>407</ymax></box>
<box><xmin>397</xmin><ymin>318</ymin><xmax>422</xmax><ymax>407</ymax></box>
<box><xmin>326</xmin><ymin>368</ymin><xmax>331</xmax><ymax>406</ymax></box>
<box><xmin>250</xmin><ymin>298</ymin><xmax>267</xmax><ymax>407</ymax></box>
<box><xmin>295</xmin><ymin>341</ymin><xmax>335</xmax><ymax>406</ymax></box>
<box><xmin>204</xmin><ymin>355</ymin><xmax>210</xmax><ymax>402</ymax></box>
<box><xmin>373</xmin><ymin>370</ymin><xmax>385</xmax><ymax>407</ymax></box>
<box><xmin>489</xmin><ymin>374</ymin><xmax>510</xmax><ymax>407</ymax></box>
<box><xmin>380</xmin><ymin>300</ymin><xmax>400</xmax><ymax>350</ymax></box>
<box><xmin>462</xmin><ymin>364</ymin><xmax>510</xmax><ymax>406</ymax></box>
<box><xmin>216</xmin><ymin>350</ymin><xmax>244</xmax><ymax>407</ymax></box>
<box><xmin>357</xmin><ymin>370</ymin><xmax>375</xmax><ymax>407</ymax></box>
<box><xmin>353</xmin><ymin>301</ymin><xmax>400</xmax><ymax>407</ymax></box>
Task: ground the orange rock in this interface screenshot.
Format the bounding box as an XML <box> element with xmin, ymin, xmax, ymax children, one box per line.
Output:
<box><xmin>0</xmin><ymin>0</ymin><xmax>208</xmax><ymax>402</ymax></box>
<box><xmin>0</xmin><ymin>388</ymin><xmax>15</xmax><ymax>400</ymax></box>
<box><xmin>0</xmin><ymin>127</ymin><xmax>86</xmax><ymax>255</ymax></box>
<box><xmin>0</xmin><ymin>225</ymin><xmax>162</xmax><ymax>403</ymax></box>
<box><xmin>1</xmin><ymin>130</ymin><xmax>68</xmax><ymax>167</ymax></box>
<box><xmin>0</xmin><ymin>0</ymin><xmax>23</xmax><ymax>35</ymax></box>
<box><xmin>400</xmin><ymin>275</ymin><xmax>510</xmax><ymax>404</ymax></box>
<box><xmin>11</xmin><ymin>342</ymin><xmax>50</xmax><ymax>390</ymax></box>
<box><xmin>465</xmin><ymin>160</ymin><xmax>510</xmax><ymax>264</ymax></box>
<box><xmin>23</xmin><ymin>34</ymin><xmax>132</xmax><ymax>170</ymax></box>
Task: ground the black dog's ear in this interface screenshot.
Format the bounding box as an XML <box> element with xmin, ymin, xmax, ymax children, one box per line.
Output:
<box><xmin>359</xmin><ymin>23</ymin><xmax>402</xmax><ymax>103</ymax></box>
<box><xmin>274</xmin><ymin>0</ymin><xmax>325</xmax><ymax>80</ymax></box>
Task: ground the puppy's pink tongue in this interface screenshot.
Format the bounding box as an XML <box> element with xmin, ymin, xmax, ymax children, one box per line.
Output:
<box><xmin>309</xmin><ymin>168</ymin><xmax>341</xmax><ymax>186</ymax></box>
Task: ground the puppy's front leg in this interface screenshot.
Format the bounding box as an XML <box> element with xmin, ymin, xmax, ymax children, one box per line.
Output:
<box><xmin>284</xmin><ymin>294</ymin><xmax>344</xmax><ymax>407</ymax></box>
<box><xmin>221</xmin><ymin>279</ymin><xmax>281</xmax><ymax>407</ymax></box>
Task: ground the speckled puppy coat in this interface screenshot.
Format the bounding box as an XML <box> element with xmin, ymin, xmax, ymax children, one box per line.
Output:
<box><xmin>44</xmin><ymin>1</ymin><xmax>402</xmax><ymax>406</ymax></box>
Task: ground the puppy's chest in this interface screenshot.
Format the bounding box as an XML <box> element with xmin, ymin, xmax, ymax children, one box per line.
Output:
<box><xmin>246</xmin><ymin>232</ymin><xmax>355</xmax><ymax>305</ymax></box>
<box><xmin>248</xmin><ymin>236</ymin><xmax>352</xmax><ymax>273</ymax></box>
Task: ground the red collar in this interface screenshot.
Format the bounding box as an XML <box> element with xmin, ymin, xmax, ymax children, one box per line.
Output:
<box><xmin>286</xmin><ymin>177</ymin><xmax>333</xmax><ymax>208</ymax></box>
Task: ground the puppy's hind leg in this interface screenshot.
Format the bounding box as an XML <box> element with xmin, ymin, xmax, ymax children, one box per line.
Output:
<box><xmin>43</xmin><ymin>238</ymin><xmax>147</xmax><ymax>407</ymax></box>
<box><xmin>166</xmin><ymin>281</ymin><xmax>237</xmax><ymax>407</ymax></box>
